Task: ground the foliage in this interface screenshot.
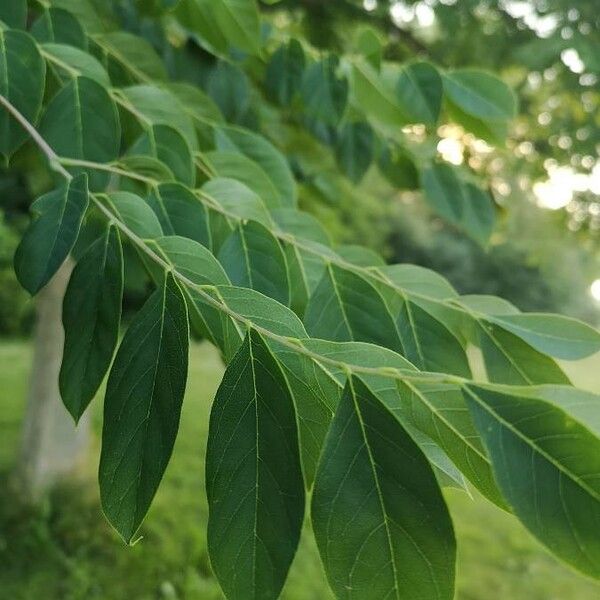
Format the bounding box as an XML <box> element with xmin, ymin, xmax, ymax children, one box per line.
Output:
<box><xmin>3</xmin><ymin>341</ymin><xmax>600</xmax><ymax>600</ymax></box>
<box><xmin>1</xmin><ymin>2</ymin><xmax>600</xmax><ymax>600</ymax></box>
<box><xmin>275</xmin><ymin>0</ymin><xmax>600</xmax><ymax>240</ymax></box>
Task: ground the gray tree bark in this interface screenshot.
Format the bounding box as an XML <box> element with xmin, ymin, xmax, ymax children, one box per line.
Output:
<box><xmin>14</xmin><ymin>259</ymin><xmax>91</xmax><ymax>502</ymax></box>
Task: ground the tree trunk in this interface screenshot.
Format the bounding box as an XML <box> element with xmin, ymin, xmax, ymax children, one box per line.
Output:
<box><xmin>14</xmin><ymin>259</ymin><xmax>90</xmax><ymax>503</ymax></box>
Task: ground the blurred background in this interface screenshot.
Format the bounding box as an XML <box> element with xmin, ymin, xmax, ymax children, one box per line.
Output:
<box><xmin>1</xmin><ymin>0</ymin><xmax>599</xmax><ymax>598</ymax></box>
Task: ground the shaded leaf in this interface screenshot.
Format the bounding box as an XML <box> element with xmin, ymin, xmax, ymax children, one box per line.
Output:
<box><xmin>147</xmin><ymin>183</ymin><xmax>211</xmax><ymax>248</ymax></box>
<box><xmin>43</xmin><ymin>43</ymin><xmax>111</xmax><ymax>86</ymax></box>
<box><xmin>99</xmin><ymin>273</ymin><xmax>189</xmax><ymax>544</ymax></box>
<box><xmin>40</xmin><ymin>76</ymin><xmax>120</xmax><ymax>189</ymax></box>
<box><xmin>32</xmin><ymin>8</ymin><xmax>87</xmax><ymax>49</ymax></box>
<box><xmin>60</xmin><ymin>225</ymin><xmax>123</xmax><ymax>421</ymax></box>
<box><xmin>0</xmin><ymin>1</ymin><xmax>27</xmax><ymax>29</ymax></box>
<box><xmin>335</xmin><ymin>121</ymin><xmax>375</xmax><ymax>183</ymax></box>
<box><xmin>0</xmin><ymin>29</ymin><xmax>46</xmax><ymax>158</ymax></box>
<box><xmin>478</xmin><ymin>323</ymin><xmax>570</xmax><ymax>385</ymax></box>
<box><xmin>14</xmin><ymin>175</ymin><xmax>89</xmax><ymax>295</ymax></box>
<box><xmin>265</xmin><ymin>39</ymin><xmax>305</xmax><ymax>106</ymax></box>
<box><xmin>302</xmin><ymin>55</ymin><xmax>348</xmax><ymax>126</ymax></box>
<box><xmin>304</xmin><ymin>264</ymin><xmax>403</xmax><ymax>353</ymax></box>
<box><xmin>215</xmin><ymin>125</ymin><xmax>297</xmax><ymax>207</ymax></box>
<box><xmin>130</xmin><ymin>124</ymin><xmax>195</xmax><ymax>187</ymax></box>
<box><xmin>396</xmin><ymin>61</ymin><xmax>443</xmax><ymax>126</ymax></box>
<box><xmin>218</xmin><ymin>220</ymin><xmax>291</xmax><ymax>307</ymax></box>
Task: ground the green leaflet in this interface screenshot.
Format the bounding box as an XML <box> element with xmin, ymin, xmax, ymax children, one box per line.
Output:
<box><xmin>153</xmin><ymin>237</ymin><xmax>232</xmax><ymax>346</ymax></box>
<box><xmin>93</xmin><ymin>32</ymin><xmax>167</xmax><ymax>82</ymax></box>
<box><xmin>174</xmin><ymin>0</ymin><xmax>229</xmax><ymax>56</ymax></box>
<box><xmin>152</xmin><ymin>236</ymin><xmax>229</xmax><ymax>288</ymax></box>
<box><xmin>0</xmin><ymin>29</ymin><xmax>46</xmax><ymax>158</ymax></box>
<box><xmin>206</xmin><ymin>330</ymin><xmax>304</xmax><ymax>600</ymax></box>
<box><xmin>0</xmin><ymin>1</ymin><xmax>27</xmax><ymax>29</ymax></box>
<box><xmin>352</xmin><ymin>58</ymin><xmax>407</xmax><ymax>126</ymax></box>
<box><xmin>265</xmin><ymin>39</ymin><xmax>305</xmax><ymax>107</ymax></box>
<box><xmin>336</xmin><ymin>244</ymin><xmax>385</xmax><ymax>267</ymax></box>
<box><xmin>212</xmin><ymin>285</ymin><xmax>305</xmax><ymax>340</ymax></box>
<box><xmin>119</xmin><ymin>85</ymin><xmax>197</xmax><ymax>151</ymax></box>
<box><xmin>99</xmin><ymin>273</ymin><xmax>189</xmax><ymax>544</ymax></box>
<box><xmin>102</xmin><ymin>192</ymin><xmax>163</xmax><ymax>239</ymax></box>
<box><xmin>201</xmin><ymin>284</ymin><xmax>305</xmax><ymax>361</ymax></box>
<box><xmin>456</xmin><ymin>294</ymin><xmax>520</xmax><ymax>316</ymax></box>
<box><xmin>372</xmin><ymin>275</ymin><xmax>471</xmax><ymax>376</ymax></box>
<box><xmin>40</xmin><ymin>76</ymin><xmax>120</xmax><ymax>189</ymax></box>
<box><xmin>396</xmin><ymin>61</ymin><xmax>443</xmax><ymax>126</ymax></box>
<box><xmin>60</xmin><ymin>225</ymin><xmax>123</xmax><ymax>421</ymax></box>
<box><xmin>203</xmin><ymin>177</ymin><xmax>272</xmax><ymax>227</ymax></box>
<box><xmin>275</xmin><ymin>223</ymin><xmax>330</xmax><ymax>316</ymax></box>
<box><xmin>478</xmin><ymin>322</ymin><xmax>570</xmax><ymax>385</ymax></box>
<box><xmin>394</xmin><ymin>298</ymin><xmax>472</xmax><ymax>377</ymax></box>
<box><xmin>31</xmin><ymin>8</ymin><xmax>87</xmax><ymax>49</ymax></box>
<box><xmin>14</xmin><ymin>174</ymin><xmax>89</xmax><ymax>295</ymax></box>
<box><xmin>43</xmin><ymin>43</ymin><xmax>111</xmax><ymax>87</ymax></box>
<box><xmin>118</xmin><ymin>156</ymin><xmax>174</xmax><ymax>191</ymax></box>
<box><xmin>312</xmin><ymin>377</ymin><xmax>456</xmax><ymax>600</ymax></box>
<box><xmin>218</xmin><ymin>220</ymin><xmax>291</xmax><ymax>307</ymax></box>
<box><xmin>335</xmin><ymin>121</ymin><xmax>375</xmax><ymax>183</ymax></box>
<box><xmin>271</xmin><ymin>208</ymin><xmax>332</xmax><ymax>247</ymax></box>
<box><xmin>304</xmin><ymin>264</ymin><xmax>404</xmax><ymax>353</ymax></box>
<box><xmin>485</xmin><ymin>313</ymin><xmax>600</xmax><ymax>360</ymax></box>
<box><xmin>147</xmin><ymin>183</ymin><xmax>211</xmax><ymax>249</ymax></box>
<box><xmin>49</xmin><ymin>0</ymin><xmax>113</xmax><ymax>34</ymax></box>
<box><xmin>130</xmin><ymin>124</ymin><xmax>195</xmax><ymax>187</ymax></box>
<box><xmin>354</xmin><ymin>26</ymin><xmax>383</xmax><ymax>69</ymax></box>
<box><xmin>398</xmin><ymin>380</ymin><xmax>506</xmax><ymax>508</ymax></box>
<box><xmin>378</xmin><ymin>264</ymin><xmax>458</xmax><ymax>300</ymax></box>
<box><xmin>302</xmin><ymin>55</ymin><xmax>348</xmax><ymax>126</ymax></box>
<box><xmin>206</xmin><ymin>61</ymin><xmax>250</xmax><ymax>124</ymax></box>
<box><xmin>464</xmin><ymin>384</ymin><xmax>600</xmax><ymax>579</ymax></box>
<box><xmin>165</xmin><ymin>82</ymin><xmax>223</xmax><ymax>127</ymax></box>
<box><xmin>421</xmin><ymin>163</ymin><xmax>495</xmax><ymax>245</ymax></box>
<box><xmin>202</xmin><ymin>151</ymin><xmax>280</xmax><ymax>209</ymax></box>
<box><xmin>443</xmin><ymin>69</ymin><xmax>517</xmax><ymax>121</ymax></box>
<box><xmin>213</xmin><ymin>0</ymin><xmax>262</xmax><ymax>56</ymax></box>
<box><xmin>214</xmin><ymin>125</ymin><xmax>297</xmax><ymax>207</ymax></box>
<box><xmin>377</xmin><ymin>142</ymin><xmax>419</xmax><ymax>190</ymax></box>
<box><xmin>446</xmin><ymin>99</ymin><xmax>509</xmax><ymax>145</ymax></box>
<box><xmin>268</xmin><ymin>341</ymin><xmax>338</xmax><ymax>488</ymax></box>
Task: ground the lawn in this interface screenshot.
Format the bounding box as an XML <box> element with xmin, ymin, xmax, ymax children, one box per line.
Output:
<box><xmin>1</xmin><ymin>340</ymin><xmax>599</xmax><ymax>600</ymax></box>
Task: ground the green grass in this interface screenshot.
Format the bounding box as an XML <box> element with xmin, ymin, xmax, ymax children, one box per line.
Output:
<box><xmin>1</xmin><ymin>340</ymin><xmax>599</xmax><ymax>599</ymax></box>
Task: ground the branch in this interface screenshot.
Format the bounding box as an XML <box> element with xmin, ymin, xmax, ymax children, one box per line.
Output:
<box><xmin>0</xmin><ymin>92</ymin><xmax>465</xmax><ymax>390</ymax></box>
